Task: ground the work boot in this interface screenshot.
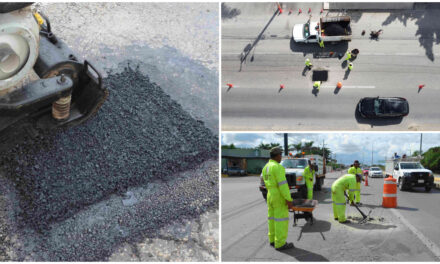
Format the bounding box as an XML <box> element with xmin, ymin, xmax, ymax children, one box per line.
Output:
<box><xmin>356</xmin><ymin>202</ymin><xmax>362</xmax><ymax>206</ymax></box>
<box><xmin>270</xmin><ymin>242</ymin><xmax>274</xmax><ymax>247</ymax></box>
<box><xmin>340</xmin><ymin>220</ymin><xmax>351</xmax><ymax>224</ymax></box>
<box><xmin>334</xmin><ymin>218</ymin><xmax>338</xmax><ymax>221</ymax></box>
<box><xmin>276</xmin><ymin>242</ymin><xmax>294</xmax><ymax>251</ymax></box>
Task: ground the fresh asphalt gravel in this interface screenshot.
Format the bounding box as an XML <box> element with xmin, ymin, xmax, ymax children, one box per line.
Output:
<box><xmin>0</xmin><ymin>65</ymin><xmax>218</xmax><ymax>232</ymax></box>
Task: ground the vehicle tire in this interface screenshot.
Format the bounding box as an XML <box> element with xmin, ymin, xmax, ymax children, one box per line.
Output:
<box><xmin>425</xmin><ymin>186</ymin><xmax>432</xmax><ymax>192</ymax></box>
<box><xmin>299</xmin><ymin>186</ymin><xmax>308</xmax><ymax>199</ymax></box>
<box><xmin>262</xmin><ymin>192</ymin><xmax>267</xmax><ymax>201</ymax></box>
<box><xmin>398</xmin><ymin>178</ymin><xmax>405</xmax><ymax>191</ymax></box>
<box><xmin>317</xmin><ymin>178</ymin><xmax>323</xmax><ymax>191</ymax></box>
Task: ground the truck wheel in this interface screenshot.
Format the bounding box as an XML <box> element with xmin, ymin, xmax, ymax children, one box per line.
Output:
<box><xmin>317</xmin><ymin>178</ymin><xmax>323</xmax><ymax>191</ymax></box>
<box><xmin>398</xmin><ymin>179</ymin><xmax>405</xmax><ymax>191</ymax></box>
<box><xmin>300</xmin><ymin>186</ymin><xmax>308</xmax><ymax>199</ymax></box>
<box><xmin>425</xmin><ymin>186</ymin><xmax>432</xmax><ymax>192</ymax></box>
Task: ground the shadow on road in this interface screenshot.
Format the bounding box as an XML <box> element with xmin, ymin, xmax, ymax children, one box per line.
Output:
<box><xmin>344</xmin><ymin>221</ymin><xmax>397</xmax><ymax>230</ymax></box>
<box><xmin>296</xmin><ymin>219</ymin><xmax>332</xmax><ymax>241</ymax></box>
<box><xmin>289</xmin><ymin>38</ymin><xmax>348</xmax><ymax>57</ymax></box>
<box><xmin>354</xmin><ymin>107</ymin><xmax>404</xmax><ymax>127</ymax></box>
<box><xmin>240</xmin><ymin>8</ymin><xmax>280</xmax><ymax>71</ymax></box>
<box><xmin>396</xmin><ymin>206</ymin><xmax>419</xmax><ymax>211</ymax></box>
<box><xmin>343</xmin><ymin>68</ymin><xmax>351</xmax><ymax>80</ymax></box>
<box><xmin>279</xmin><ymin>246</ymin><xmax>329</xmax><ymax>262</ymax></box>
<box><xmin>381</xmin><ymin>4</ymin><xmax>440</xmax><ymax>61</ymax></box>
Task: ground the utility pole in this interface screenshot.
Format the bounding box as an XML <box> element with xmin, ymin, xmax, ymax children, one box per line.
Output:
<box><xmin>284</xmin><ymin>133</ymin><xmax>288</xmax><ymax>156</ymax></box>
<box><xmin>420</xmin><ymin>133</ymin><xmax>423</xmax><ymax>155</ymax></box>
<box><xmin>371</xmin><ymin>142</ymin><xmax>373</xmax><ymax>166</ymax></box>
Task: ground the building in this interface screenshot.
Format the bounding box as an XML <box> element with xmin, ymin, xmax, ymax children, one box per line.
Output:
<box><xmin>221</xmin><ymin>148</ymin><xmax>270</xmax><ymax>175</ymax></box>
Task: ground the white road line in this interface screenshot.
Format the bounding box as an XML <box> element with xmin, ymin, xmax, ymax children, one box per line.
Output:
<box><xmin>391</xmin><ymin>208</ymin><xmax>440</xmax><ymax>260</ymax></box>
<box><xmin>321</xmin><ymin>85</ymin><xmax>376</xmax><ymax>89</ymax></box>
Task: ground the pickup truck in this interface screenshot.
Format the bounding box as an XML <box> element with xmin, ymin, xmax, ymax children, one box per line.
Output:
<box><xmin>259</xmin><ymin>155</ymin><xmax>326</xmax><ymax>200</ymax></box>
<box><xmin>292</xmin><ymin>16</ymin><xmax>352</xmax><ymax>44</ymax></box>
<box><xmin>390</xmin><ymin>160</ymin><xmax>434</xmax><ymax>192</ymax></box>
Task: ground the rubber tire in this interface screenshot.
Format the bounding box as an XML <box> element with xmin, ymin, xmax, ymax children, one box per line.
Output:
<box><xmin>299</xmin><ymin>185</ymin><xmax>308</xmax><ymax>199</ymax></box>
<box><xmin>398</xmin><ymin>178</ymin><xmax>406</xmax><ymax>191</ymax></box>
<box><xmin>425</xmin><ymin>186</ymin><xmax>432</xmax><ymax>192</ymax></box>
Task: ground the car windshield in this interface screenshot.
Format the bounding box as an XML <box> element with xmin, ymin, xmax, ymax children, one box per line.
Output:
<box><xmin>374</xmin><ymin>99</ymin><xmax>384</xmax><ymax>114</ymax></box>
<box><xmin>303</xmin><ymin>23</ymin><xmax>310</xmax><ymax>38</ymax></box>
<box><xmin>371</xmin><ymin>167</ymin><xmax>380</xmax><ymax>171</ymax></box>
<box><xmin>281</xmin><ymin>159</ymin><xmax>307</xmax><ymax>168</ymax></box>
<box><xmin>400</xmin><ymin>163</ymin><xmax>423</xmax><ymax>169</ymax></box>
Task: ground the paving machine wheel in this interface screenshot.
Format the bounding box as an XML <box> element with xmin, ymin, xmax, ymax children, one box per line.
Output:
<box><xmin>0</xmin><ymin>4</ymin><xmax>107</xmax><ymax>133</ymax></box>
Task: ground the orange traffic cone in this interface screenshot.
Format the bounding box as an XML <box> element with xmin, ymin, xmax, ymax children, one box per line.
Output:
<box><xmin>227</xmin><ymin>83</ymin><xmax>233</xmax><ymax>89</ymax></box>
<box><xmin>337</xmin><ymin>82</ymin><xmax>342</xmax><ymax>89</ymax></box>
<box><xmin>298</xmin><ymin>8</ymin><xmax>302</xmax><ymax>14</ymax></box>
<box><xmin>288</xmin><ymin>8</ymin><xmax>292</xmax><ymax>15</ymax></box>
<box><xmin>277</xmin><ymin>3</ymin><xmax>283</xmax><ymax>14</ymax></box>
<box><xmin>280</xmin><ymin>84</ymin><xmax>285</xmax><ymax>89</ymax></box>
<box><xmin>365</xmin><ymin>174</ymin><xmax>369</xmax><ymax>186</ymax></box>
<box><xmin>308</xmin><ymin>8</ymin><xmax>311</xmax><ymax>13</ymax></box>
<box><xmin>419</xmin><ymin>84</ymin><xmax>425</xmax><ymax>89</ymax></box>
<box><xmin>320</xmin><ymin>8</ymin><xmax>323</xmax><ymax>13</ymax></box>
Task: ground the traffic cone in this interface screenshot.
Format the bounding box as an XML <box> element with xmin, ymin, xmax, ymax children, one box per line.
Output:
<box><xmin>320</xmin><ymin>8</ymin><xmax>323</xmax><ymax>14</ymax></box>
<box><xmin>280</xmin><ymin>84</ymin><xmax>285</xmax><ymax>89</ymax></box>
<box><xmin>298</xmin><ymin>8</ymin><xmax>302</xmax><ymax>14</ymax></box>
<box><xmin>308</xmin><ymin>8</ymin><xmax>311</xmax><ymax>13</ymax></box>
<box><xmin>289</xmin><ymin>8</ymin><xmax>292</xmax><ymax>15</ymax></box>
<box><xmin>277</xmin><ymin>3</ymin><xmax>283</xmax><ymax>14</ymax></box>
<box><xmin>227</xmin><ymin>83</ymin><xmax>233</xmax><ymax>89</ymax></box>
<box><xmin>337</xmin><ymin>82</ymin><xmax>342</xmax><ymax>89</ymax></box>
<box><xmin>419</xmin><ymin>84</ymin><xmax>425</xmax><ymax>89</ymax></box>
<box><xmin>365</xmin><ymin>174</ymin><xmax>369</xmax><ymax>186</ymax></box>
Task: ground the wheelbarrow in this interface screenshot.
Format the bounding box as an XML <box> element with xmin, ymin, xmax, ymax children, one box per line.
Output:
<box><xmin>289</xmin><ymin>199</ymin><xmax>318</xmax><ymax>226</ymax></box>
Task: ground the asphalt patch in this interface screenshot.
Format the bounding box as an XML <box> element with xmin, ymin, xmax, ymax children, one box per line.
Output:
<box><xmin>0</xmin><ymin>64</ymin><xmax>218</xmax><ymax>231</ymax></box>
<box><xmin>312</xmin><ymin>70</ymin><xmax>329</xmax><ymax>81</ymax></box>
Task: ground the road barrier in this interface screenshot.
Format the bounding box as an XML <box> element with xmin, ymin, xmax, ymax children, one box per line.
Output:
<box><xmin>382</xmin><ymin>174</ymin><xmax>397</xmax><ymax>208</ymax></box>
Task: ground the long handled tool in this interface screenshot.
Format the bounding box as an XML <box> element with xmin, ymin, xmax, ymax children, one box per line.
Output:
<box><xmin>344</xmin><ymin>193</ymin><xmax>369</xmax><ymax>223</ymax></box>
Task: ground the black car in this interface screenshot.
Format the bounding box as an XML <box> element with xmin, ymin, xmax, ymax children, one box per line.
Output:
<box><xmin>358</xmin><ymin>97</ymin><xmax>409</xmax><ymax>118</ymax></box>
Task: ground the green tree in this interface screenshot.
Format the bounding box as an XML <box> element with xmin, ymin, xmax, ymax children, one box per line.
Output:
<box><xmin>221</xmin><ymin>144</ymin><xmax>237</xmax><ymax>149</ymax></box>
<box><xmin>256</xmin><ymin>142</ymin><xmax>281</xmax><ymax>150</ymax></box>
<box><xmin>421</xmin><ymin>147</ymin><xmax>440</xmax><ymax>173</ymax></box>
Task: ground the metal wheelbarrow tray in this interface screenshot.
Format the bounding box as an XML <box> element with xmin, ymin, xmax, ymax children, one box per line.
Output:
<box><xmin>289</xmin><ymin>199</ymin><xmax>318</xmax><ymax>226</ymax></box>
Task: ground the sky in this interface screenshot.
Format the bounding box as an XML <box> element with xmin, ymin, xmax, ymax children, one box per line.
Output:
<box><xmin>221</xmin><ymin>133</ymin><xmax>440</xmax><ymax>165</ymax></box>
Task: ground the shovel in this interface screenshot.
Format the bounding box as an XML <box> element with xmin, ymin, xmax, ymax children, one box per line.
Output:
<box><xmin>344</xmin><ymin>193</ymin><xmax>369</xmax><ymax>223</ymax></box>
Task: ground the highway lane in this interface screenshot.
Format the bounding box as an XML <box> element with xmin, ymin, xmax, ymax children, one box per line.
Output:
<box><xmin>221</xmin><ymin>3</ymin><xmax>440</xmax><ymax>131</ymax></box>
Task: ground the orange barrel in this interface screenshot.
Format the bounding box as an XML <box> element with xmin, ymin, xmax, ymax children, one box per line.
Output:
<box><xmin>382</xmin><ymin>174</ymin><xmax>397</xmax><ymax>208</ymax></box>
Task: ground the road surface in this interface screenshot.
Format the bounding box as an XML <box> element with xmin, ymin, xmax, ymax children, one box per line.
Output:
<box><xmin>222</xmin><ymin>171</ymin><xmax>440</xmax><ymax>261</ymax></box>
<box><xmin>221</xmin><ymin>3</ymin><xmax>440</xmax><ymax>131</ymax></box>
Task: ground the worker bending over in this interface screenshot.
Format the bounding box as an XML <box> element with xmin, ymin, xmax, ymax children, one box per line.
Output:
<box><xmin>331</xmin><ymin>174</ymin><xmax>362</xmax><ymax>223</ymax></box>
<box><xmin>262</xmin><ymin>147</ymin><xmax>294</xmax><ymax>250</ymax></box>
<box><xmin>348</xmin><ymin>160</ymin><xmax>363</xmax><ymax>205</ymax></box>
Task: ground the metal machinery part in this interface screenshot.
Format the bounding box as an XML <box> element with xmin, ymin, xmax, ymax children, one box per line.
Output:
<box><xmin>0</xmin><ymin>4</ymin><xmax>108</xmax><ymax>132</ymax></box>
<box><xmin>0</xmin><ymin>5</ymin><xmax>39</xmax><ymax>94</ymax></box>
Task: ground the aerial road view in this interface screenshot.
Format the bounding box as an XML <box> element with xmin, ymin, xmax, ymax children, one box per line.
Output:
<box><xmin>0</xmin><ymin>3</ymin><xmax>218</xmax><ymax>261</ymax></box>
<box><xmin>221</xmin><ymin>132</ymin><xmax>440</xmax><ymax>261</ymax></box>
<box><xmin>222</xmin><ymin>2</ymin><xmax>440</xmax><ymax>131</ymax></box>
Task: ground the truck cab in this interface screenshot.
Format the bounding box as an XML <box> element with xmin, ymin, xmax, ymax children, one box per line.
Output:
<box><xmin>392</xmin><ymin>160</ymin><xmax>434</xmax><ymax>192</ymax></box>
<box><xmin>292</xmin><ymin>21</ymin><xmax>320</xmax><ymax>43</ymax></box>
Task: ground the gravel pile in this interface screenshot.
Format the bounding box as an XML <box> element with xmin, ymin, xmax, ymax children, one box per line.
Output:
<box><xmin>0</xmin><ymin>65</ymin><xmax>218</xmax><ymax>231</ymax></box>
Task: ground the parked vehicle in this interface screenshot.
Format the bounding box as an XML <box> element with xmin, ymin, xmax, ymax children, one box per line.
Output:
<box><xmin>362</xmin><ymin>168</ymin><xmax>369</xmax><ymax>176</ymax></box>
<box><xmin>358</xmin><ymin>97</ymin><xmax>409</xmax><ymax>118</ymax></box>
<box><xmin>224</xmin><ymin>166</ymin><xmax>246</xmax><ymax>176</ymax></box>
<box><xmin>292</xmin><ymin>16</ymin><xmax>352</xmax><ymax>44</ymax></box>
<box><xmin>368</xmin><ymin>167</ymin><xmax>383</xmax><ymax>178</ymax></box>
<box><xmin>259</xmin><ymin>155</ymin><xmax>326</xmax><ymax>200</ymax></box>
<box><xmin>386</xmin><ymin>157</ymin><xmax>434</xmax><ymax>192</ymax></box>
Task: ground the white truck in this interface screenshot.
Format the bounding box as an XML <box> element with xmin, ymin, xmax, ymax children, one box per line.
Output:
<box><xmin>292</xmin><ymin>16</ymin><xmax>352</xmax><ymax>44</ymax></box>
<box><xmin>259</xmin><ymin>154</ymin><xmax>326</xmax><ymax>200</ymax></box>
<box><xmin>385</xmin><ymin>157</ymin><xmax>434</xmax><ymax>192</ymax></box>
